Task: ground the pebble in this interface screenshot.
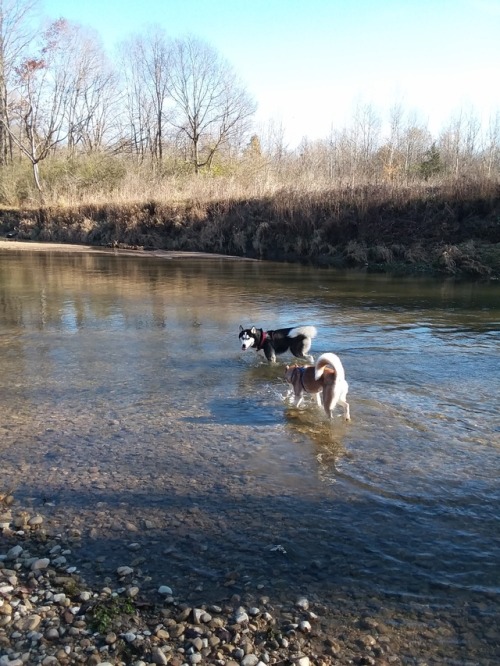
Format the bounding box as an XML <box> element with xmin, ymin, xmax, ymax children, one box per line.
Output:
<box><xmin>116</xmin><ymin>566</ymin><xmax>134</xmax><ymax>576</ymax></box>
<box><xmin>241</xmin><ymin>655</ymin><xmax>259</xmax><ymax>666</ymax></box>
<box><xmin>0</xmin><ymin>529</ymin><xmax>349</xmax><ymax>666</ymax></box>
<box><xmin>299</xmin><ymin>620</ymin><xmax>311</xmax><ymax>633</ymax></box>
<box><xmin>151</xmin><ymin>646</ymin><xmax>169</xmax><ymax>664</ymax></box>
<box><xmin>234</xmin><ymin>607</ymin><xmax>249</xmax><ymax>623</ymax></box>
<box><xmin>6</xmin><ymin>546</ymin><xmax>23</xmax><ymax>560</ymax></box>
<box><xmin>31</xmin><ymin>558</ymin><xmax>49</xmax><ymax>571</ymax></box>
<box><xmin>296</xmin><ymin>597</ymin><xmax>309</xmax><ymax>610</ymax></box>
<box><xmin>296</xmin><ymin>658</ymin><xmax>310</xmax><ymax>666</ymax></box>
<box><xmin>28</xmin><ymin>515</ymin><xmax>44</xmax><ymax>527</ymax></box>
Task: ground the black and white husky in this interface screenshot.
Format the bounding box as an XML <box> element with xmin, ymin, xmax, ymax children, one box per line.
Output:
<box><xmin>239</xmin><ymin>325</ymin><xmax>317</xmax><ymax>363</ymax></box>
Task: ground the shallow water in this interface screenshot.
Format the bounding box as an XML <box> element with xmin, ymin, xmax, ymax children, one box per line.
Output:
<box><xmin>1</xmin><ymin>249</ymin><xmax>499</xmax><ymax>646</ymax></box>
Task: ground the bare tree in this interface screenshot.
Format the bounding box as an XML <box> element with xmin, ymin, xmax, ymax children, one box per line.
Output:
<box><xmin>380</xmin><ymin>102</ymin><xmax>405</xmax><ymax>182</ymax></box>
<box><xmin>400</xmin><ymin>115</ymin><xmax>431</xmax><ymax>182</ymax></box>
<box><xmin>438</xmin><ymin>110</ymin><xmax>481</xmax><ymax>178</ymax></box>
<box><xmin>483</xmin><ymin>111</ymin><xmax>500</xmax><ymax>180</ymax></box>
<box><xmin>0</xmin><ymin>0</ymin><xmax>38</xmax><ymax>164</ymax></box>
<box><xmin>167</xmin><ymin>35</ymin><xmax>256</xmax><ymax>173</ymax></box>
<box><xmin>326</xmin><ymin>127</ymin><xmax>353</xmax><ymax>186</ymax></box>
<box><xmin>120</xmin><ymin>28</ymin><xmax>171</xmax><ymax>162</ymax></box>
<box><xmin>352</xmin><ymin>102</ymin><xmax>381</xmax><ymax>182</ymax></box>
<box><xmin>6</xmin><ymin>19</ymin><xmax>99</xmax><ymax>195</ymax></box>
<box><xmin>140</xmin><ymin>28</ymin><xmax>171</xmax><ymax>161</ymax></box>
<box><xmin>61</xmin><ymin>25</ymin><xmax>119</xmax><ymax>154</ymax></box>
<box><xmin>259</xmin><ymin>118</ymin><xmax>288</xmax><ymax>165</ymax></box>
<box><xmin>120</xmin><ymin>37</ymin><xmax>153</xmax><ymax>160</ymax></box>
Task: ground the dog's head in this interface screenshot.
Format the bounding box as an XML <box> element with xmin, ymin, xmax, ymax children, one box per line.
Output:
<box><xmin>239</xmin><ymin>325</ymin><xmax>257</xmax><ymax>351</ymax></box>
<box><xmin>284</xmin><ymin>364</ymin><xmax>299</xmax><ymax>384</ymax></box>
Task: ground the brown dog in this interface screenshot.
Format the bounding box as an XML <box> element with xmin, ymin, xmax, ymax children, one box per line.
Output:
<box><xmin>284</xmin><ymin>352</ymin><xmax>350</xmax><ymax>421</ymax></box>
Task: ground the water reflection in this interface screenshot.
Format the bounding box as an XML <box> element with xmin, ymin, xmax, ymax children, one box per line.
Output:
<box><xmin>1</xmin><ymin>248</ymin><xmax>500</xmax><ymax>621</ymax></box>
<box><xmin>284</xmin><ymin>404</ymin><xmax>347</xmax><ymax>471</ymax></box>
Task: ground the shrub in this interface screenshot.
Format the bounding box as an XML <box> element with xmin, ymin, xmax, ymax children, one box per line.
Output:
<box><xmin>43</xmin><ymin>154</ymin><xmax>127</xmax><ymax>195</ymax></box>
<box><xmin>345</xmin><ymin>240</ymin><xmax>368</xmax><ymax>264</ymax></box>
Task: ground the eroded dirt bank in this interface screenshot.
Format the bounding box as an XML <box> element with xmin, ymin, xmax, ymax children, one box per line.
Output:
<box><xmin>1</xmin><ymin>183</ymin><xmax>499</xmax><ymax>277</ymax></box>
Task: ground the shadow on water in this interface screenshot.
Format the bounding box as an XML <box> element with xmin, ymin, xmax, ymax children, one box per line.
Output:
<box><xmin>12</xmin><ymin>478</ymin><xmax>498</xmax><ymax>608</ymax></box>
<box><xmin>4</xmin><ymin>504</ymin><xmax>500</xmax><ymax>664</ymax></box>
<box><xmin>182</xmin><ymin>398</ymin><xmax>279</xmax><ymax>426</ymax></box>
<box><xmin>10</xmin><ymin>478</ymin><xmax>500</xmax><ymax>666</ymax></box>
<box><xmin>183</xmin><ymin>359</ymin><xmax>289</xmax><ymax>426</ymax></box>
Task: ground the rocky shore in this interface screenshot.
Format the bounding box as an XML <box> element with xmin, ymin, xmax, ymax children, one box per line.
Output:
<box><xmin>2</xmin><ymin>489</ymin><xmax>500</xmax><ymax>666</ymax></box>
<box><xmin>0</xmin><ymin>497</ymin><xmax>419</xmax><ymax>666</ymax></box>
<box><xmin>0</xmin><ymin>511</ymin><xmax>400</xmax><ymax>666</ymax></box>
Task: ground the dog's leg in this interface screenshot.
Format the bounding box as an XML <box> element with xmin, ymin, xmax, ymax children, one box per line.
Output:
<box><xmin>301</xmin><ymin>337</ymin><xmax>314</xmax><ymax>363</ymax></box>
<box><xmin>315</xmin><ymin>391</ymin><xmax>322</xmax><ymax>406</ymax></box>
<box><xmin>339</xmin><ymin>399</ymin><xmax>351</xmax><ymax>421</ymax></box>
<box><xmin>322</xmin><ymin>385</ymin><xmax>334</xmax><ymax>419</ymax></box>
<box><xmin>339</xmin><ymin>382</ymin><xmax>350</xmax><ymax>421</ymax></box>
<box><xmin>265</xmin><ymin>349</ymin><xmax>277</xmax><ymax>363</ymax></box>
<box><xmin>294</xmin><ymin>388</ymin><xmax>304</xmax><ymax>407</ymax></box>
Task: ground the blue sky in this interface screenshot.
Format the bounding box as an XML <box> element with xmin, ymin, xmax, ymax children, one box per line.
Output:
<box><xmin>41</xmin><ymin>0</ymin><xmax>500</xmax><ymax>147</ymax></box>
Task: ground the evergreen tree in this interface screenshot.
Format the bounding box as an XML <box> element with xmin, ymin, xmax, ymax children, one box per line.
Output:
<box><xmin>419</xmin><ymin>142</ymin><xmax>442</xmax><ymax>180</ymax></box>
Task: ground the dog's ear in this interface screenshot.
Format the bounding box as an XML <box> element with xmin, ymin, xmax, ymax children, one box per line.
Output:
<box><xmin>251</xmin><ymin>326</ymin><xmax>257</xmax><ymax>334</ymax></box>
<box><xmin>239</xmin><ymin>325</ymin><xmax>244</xmax><ymax>332</ymax></box>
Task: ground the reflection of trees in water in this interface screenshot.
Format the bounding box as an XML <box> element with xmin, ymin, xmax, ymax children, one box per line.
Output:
<box><xmin>0</xmin><ymin>251</ymin><xmax>260</xmax><ymax>331</ymax></box>
<box><xmin>0</xmin><ymin>251</ymin><xmax>289</xmax><ymax>428</ymax></box>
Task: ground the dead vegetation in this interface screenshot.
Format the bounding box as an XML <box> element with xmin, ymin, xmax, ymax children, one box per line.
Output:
<box><xmin>1</xmin><ymin>179</ymin><xmax>499</xmax><ymax>278</ymax></box>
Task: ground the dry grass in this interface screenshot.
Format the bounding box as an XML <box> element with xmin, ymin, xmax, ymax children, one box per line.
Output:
<box><xmin>0</xmin><ymin>159</ymin><xmax>499</xmax><ymax>278</ymax></box>
<box><xmin>2</xmin><ymin>153</ymin><xmax>497</xmax><ymax>210</ymax></box>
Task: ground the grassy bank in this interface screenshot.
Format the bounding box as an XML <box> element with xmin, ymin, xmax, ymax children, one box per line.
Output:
<box><xmin>1</xmin><ymin>180</ymin><xmax>499</xmax><ymax>278</ymax></box>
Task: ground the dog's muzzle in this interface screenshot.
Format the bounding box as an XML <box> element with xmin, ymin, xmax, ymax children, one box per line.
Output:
<box><xmin>240</xmin><ymin>335</ymin><xmax>253</xmax><ymax>350</ymax></box>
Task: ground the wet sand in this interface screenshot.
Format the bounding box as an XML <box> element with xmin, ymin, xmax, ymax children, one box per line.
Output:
<box><xmin>0</xmin><ymin>238</ymin><xmax>254</xmax><ymax>260</ymax></box>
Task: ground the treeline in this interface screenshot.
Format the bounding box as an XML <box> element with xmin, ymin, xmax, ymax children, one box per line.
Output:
<box><xmin>0</xmin><ymin>2</ymin><xmax>499</xmax><ymax>207</ymax></box>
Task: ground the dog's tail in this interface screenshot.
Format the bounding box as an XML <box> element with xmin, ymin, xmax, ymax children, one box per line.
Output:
<box><xmin>314</xmin><ymin>352</ymin><xmax>345</xmax><ymax>382</ymax></box>
<box><xmin>315</xmin><ymin>352</ymin><xmax>350</xmax><ymax>420</ymax></box>
<box><xmin>289</xmin><ymin>325</ymin><xmax>317</xmax><ymax>339</ymax></box>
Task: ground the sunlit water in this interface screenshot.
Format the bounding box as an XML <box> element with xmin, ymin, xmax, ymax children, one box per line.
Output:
<box><xmin>1</xmin><ymin>249</ymin><xmax>499</xmax><ymax>637</ymax></box>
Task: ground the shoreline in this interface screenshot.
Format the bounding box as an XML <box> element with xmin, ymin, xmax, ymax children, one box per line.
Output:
<box><xmin>2</xmin><ymin>190</ymin><xmax>500</xmax><ymax>279</ymax></box>
<box><xmin>0</xmin><ymin>238</ymin><xmax>258</xmax><ymax>261</ymax></box>
<box><xmin>0</xmin><ymin>501</ymin><xmax>412</xmax><ymax>666</ymax></box>
<box><xmin>3</xmin><ymin>499</ymin><xmax>495</xmax><ymax>666</ymax></box>
<box><xmin>2</xmin><ymin>237</ymin><xmax>496</xmax><ymax>281</ymax></box>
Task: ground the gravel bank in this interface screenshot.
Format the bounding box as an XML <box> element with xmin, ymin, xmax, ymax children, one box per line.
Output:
<box><xmin>0</xmin><ymin>497</ymin><xmax>415</xmax><ymax>666</ymax></box>
<box><xmin>1</xmin><ymin>494</ymin><xmax>499</xmax><ymax>666</ymax></box>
